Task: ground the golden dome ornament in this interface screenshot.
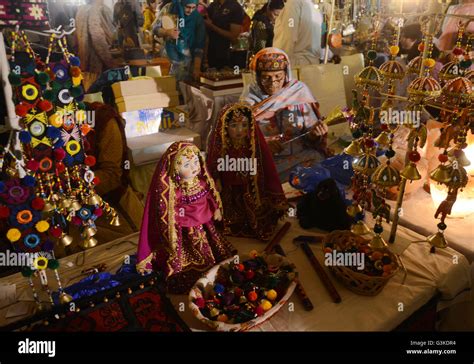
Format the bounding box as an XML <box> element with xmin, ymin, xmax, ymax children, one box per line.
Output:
<box><xmin>407</xmin><ymin>56</ymin><xmax>422</xmax><ymax>74</ymax></box>
<box><xmin>438</xmin><ymin>60</ymin><xmax>461</xmax><ymax>83</ymax></box>
<box><xmin>355</xmin><ymin>66</ymin><xmax>384</xmax><ymax>89</ymax></box>
<box><xmin>352</xmin><ymin>153</ymin><xmax>380</xmax><ymax>175</ymax></box>
<box><xmin>407</xmin><ymin>76</ymin><xmax>441</xmax><ymax>99</ymax></box>
<box><xmin>441</xmin><ymin>76</ymin><xmax>472</xmax><ymax>103</ymax></box>
<box><xmin>372</xmin><ymin>163</ymin><xmax>401</xmax><ymax>187</ymax></box>
<box><xmin>379</xmin><ymin>60</ymin><xmax>405</xmax><ymax>80</ymax></box>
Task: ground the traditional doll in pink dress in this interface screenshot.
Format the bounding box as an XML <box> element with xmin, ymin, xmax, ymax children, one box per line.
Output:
<box><xmin>136</xmin><ymin>141</ymin><xmax>235</xmax><ymax>293</ymax></box>
<box><xmin>207</xmin><ymin>103</ymin><xmax>288</xmax><ymax>241</ymax></box>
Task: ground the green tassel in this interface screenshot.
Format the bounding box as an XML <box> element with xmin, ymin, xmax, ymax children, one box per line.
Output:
<box><xmin>35</xmin><ymin>72</ymin><xmax>50</xmax><ymax>85</ymax></box>
<box><xmin>8</xmin><ymin>72</ymin><xmax>21</xmax><ymax>86</ymax></box>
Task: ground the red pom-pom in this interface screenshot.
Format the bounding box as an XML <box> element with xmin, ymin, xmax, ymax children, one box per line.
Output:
<box><xmin>417</xmin><ymin>43</ymin><xmax>424</xmax><ymax>52</ymax></box>
<box><xmin>380</xmin><ymin>124</ymin><xmax>389</xmax><ymax>131</ymax></box>
<box><xmin>365</xmin><ymin>139</ymin><xmax>375</xmax><ymax>148</ymax></box>
<box><xmin>15</xmin><ymin>104</ymin><xmax>29</xmax><ymax>117</ymax></box>
<box><xmin>93</xmin><ymin>176</ymin><xmax>100</xmax><ymax>185</ymax></box>
<box><xmin>195</xmin><ymin>297</ymin><xmax>205</xmax><ymax>309</ymax></box>
<box><xmin>0</xmin><ymin>205</ymin><xmax>10</xmax><ymax>218</ymax></box>
<box><xmin>37</xmin><ymin>99</ymin><xmax>52</xmax><ymax>112</ymax></box>
<box><xmin>70</xmin><ymin>66</ymin><xmax>81</xmax><ymax>77</ymax></box>
<box><xmin>438</xmin><ymin>154</ymin><xmax>448</xmax><ymax>163</ymax></box>
<box><xmin>452</xmin><ymin>48</ymin><xmax>464</xmax><ymax>56</ymax></box>
<box><xmin>84</xmin><ymin>155</ymin><xmax>96</xmax><ymax>167</ymax></box>
<box><xmin>94</xmin><ymin>208</ymin><xmax>103</xmax><ymax>217</ymax></box>
<box><xmin>237</xmin><ymin>263</ymin><xmax>245</xmax><ymax>272</ymax></box>
<box><xmin>408</xmin><ymin>151</ymin><xmax>421</xmax><ymax>163</ymax></box>
<box><xmin>26</xmin><ymin>159</ymin><xmax>40</xmax><ymax>171</ymax></box>
<box><xmin>54</xmin><ymin>148</ymin><xmax>66</xmax><ymax>161</ymax></box>
<box><xmin>254</xmin><ymin>306</ymin><xmax>264</xmax><ymax>316</ymax></box>
<box><xmin>50</xmin><ymin>226</ymin><xmax>63</xmax><ymax>238</ymax></box>
<box><xmin>245</xmin><ymin>270</ymin><xmax>255</xmax><ymax>280</ymax></box>
<box><xmin>56</xmin><ymin>162</ymin><xmax>66</xmax><ymax>173</ymax></box>
<box><xmin>72</xmin><ymin>216</ymin><xmax>82</xmax><ymax>226</ymax></box>
<box><xmin>31</xmin><ymin>197</ymin><xmax>45</xmax><ymax>211</ymax></box>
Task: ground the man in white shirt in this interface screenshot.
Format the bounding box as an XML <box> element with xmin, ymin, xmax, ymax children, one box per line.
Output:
<box><xmin>273</xmin><ymin>0</ymin><xmax>323</xmax><ymax>66</ymax></box>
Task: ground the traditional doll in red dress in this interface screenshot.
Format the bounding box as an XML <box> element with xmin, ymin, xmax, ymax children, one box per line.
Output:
<box><xmin>136</xmin><ymin>141</ymin><xmax>235</xmax><ymax>293</ymax></box>
<box><xmin>206</xmin><ymin>103</ymin><xmax>288</xmax><ymax>241</ymax></box>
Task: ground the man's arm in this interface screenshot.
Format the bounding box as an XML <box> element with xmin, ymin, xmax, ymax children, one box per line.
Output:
<box><xmin>205</xmin><ymin>19</ymin><xmax>241</xmax><ymax>42</ymax></box>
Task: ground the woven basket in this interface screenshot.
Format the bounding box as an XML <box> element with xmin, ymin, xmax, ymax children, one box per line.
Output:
<box><xmin>322</xmin><ymin>230</ymin><xmax>399</xmax><ymax>296</ymax></box>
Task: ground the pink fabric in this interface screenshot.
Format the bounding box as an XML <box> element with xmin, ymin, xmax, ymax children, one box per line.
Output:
<box><xmin>175</xmin><ymin>182</ymin><xmax>216</xmax><ymax>227</ymax></box>
<box><xmin>437</xmin><ymin>3</ymin><xmax>474</xmax><ymax>51</ymax></box>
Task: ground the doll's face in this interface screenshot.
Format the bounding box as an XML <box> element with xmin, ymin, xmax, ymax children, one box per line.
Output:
<box><xmin>227</xmin><ymin>115</ymin><xmax>249</xmax><ymax>145</ymax></box>
<box><xmin>259</xmin><ymin>70</ymin><xmax>286</xmax><ymax>96</ymax></box>
<box><xmin>177</xmin><ymin>153</ymin><xmax>201</xmax><ymax>180</ymax></box>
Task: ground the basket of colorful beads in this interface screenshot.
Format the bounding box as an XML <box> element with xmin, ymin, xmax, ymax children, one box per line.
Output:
<box><xmin>322</xmin><ymin>231</ymin><xmax>400</xmax><ymax>296</ymax></box>
<box><xmin>189</xmin><ymin>252</ymin><xmax>297</xmax><ymax>331</ymax></box>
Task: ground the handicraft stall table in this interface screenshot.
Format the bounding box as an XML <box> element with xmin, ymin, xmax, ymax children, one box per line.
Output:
<box><xmin>0</xmin><ymin>218</ymin><xmax>470</xmax><ymax>331</ymax></box>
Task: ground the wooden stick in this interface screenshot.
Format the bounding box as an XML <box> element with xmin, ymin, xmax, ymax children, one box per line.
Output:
<box><xmin>273</xmin><ymin>244</ymin><xmax>314</xmax><ymax>311</ymax></box>
<box><xmin>300</xmin><ymin>241</ymin><xmax>342</xmax><ymax>303</ymax></box>
<box><xmin>263</xmin><ymin>222</ymin><xmax>291</xmax><ymax>254</ymax></box>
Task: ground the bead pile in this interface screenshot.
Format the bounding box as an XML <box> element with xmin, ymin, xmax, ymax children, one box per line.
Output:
<box><xmin>192</xmin><ymin>252</ymin><xmax>296</xmax><ymax>324</ymax></box>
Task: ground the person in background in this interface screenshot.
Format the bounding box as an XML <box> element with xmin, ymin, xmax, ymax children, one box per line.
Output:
<box><xmin>399</xmin><ymin>23</ymin><xmax>423</xmax><ymax>63</ymax></box>
<box><xmin>241</xmin><ymin>47</ymin><xmax>330</xmax><ymax>181</ymax></box>
<box><xmin>153</xmin><ymin>0</ymin><xmax>205</xmax><ymax>81</ymax></box>
<box><xmin>250</xmin><ymin>0</ymin><xmax>285</xmax><ymax>55</ymax></box>
<box><xmin>75</xmin><ymin>0</ymin><xmax>118</xmax><ymax>90</ymax></box>
<box><xmin>113</xmin><ymin>0</ymin><xmax>143</xmax><ymax>48</ymax></box>
<box><xmin>272</xmin><ymin>0</ymin><xmax>323</xmax><ymax>66</ymax></box>
<box><xmin>204</xmin><ymin>0</ymin><xmax>245</xmax><ymax>69</ymax></box>
<box><xmin>143</xmin><ymin>0</ymin><xmax>157</xmax><ymax>46</ymax></box>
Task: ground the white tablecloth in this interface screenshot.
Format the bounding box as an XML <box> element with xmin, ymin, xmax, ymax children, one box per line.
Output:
<box><xmin>0</xmin><ymin>218</ymin><xmax>471</xmax><ymax>331</ymax></box>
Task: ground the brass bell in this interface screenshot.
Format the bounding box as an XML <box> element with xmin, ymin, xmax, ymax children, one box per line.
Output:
<box><xmin>351</xmin><ymin>221</ymin><xmax>371</xmax><ymax>235</ymax></box>
<box><xmin>401</xmin><ymin>162</ymin><xmax>421</xmax><ymax>181</ymax></box>
<box><xmin>239</xmin><ymin>296</ymin><xmax>248</xmax><ymax>304</ymax></box>
<box><xmin>59</xmin><ymin>198</ymin><xmax>72</xmax><ymax>209</ymax></box>
<box><xmin>427</xmin><ymin>232</ymin><xmax>448</xmax><ymax>249</ymax></box>
<box><xmin>70</xmin><ymin>199</ymin><xmax>82</xmax><ymax>211</ymax></box>
<box><xmin>346</xmin><ymin>204</ymin><xmax>363</xmax><ymax>217</ymax></box>
<box><xmin>369</xmin><ymin>235</ymin><xmax>388</xmax><ymax>249</ymax></box>
<box><xmin>109</xmin><ymin>213</ymin><xmax>121</xmax><ymax>227</ymax></box>
<box><xmin>209</xmin><ymin>307</ymin><xmax>220</xmax><ymax>317</ymax></box>
<box><xmin>429</xmin><ymin>164</ymin><xmax>452</xmax><ymax>184</ymax></box>
<box><xmin>87</xmin><ymin>194</ymin><xmax>102</xmax><ymax>206</ymax></box>
<box><xmin>59</xmin><ymin>292</ymin><xmax>74</xmax><ymax>305</ymax></box>
<box><xmin>324</xmin><ymin>107</ymin><xmax>346</xmax><ymax>126</ymax></box>
<box><xmin>42</xmin><ymin>201</ymin><xmax>56</xmax><ymax>213</ymax></box>
<box><xmin>81</xmin><ymin>237</ymin><xmax>98</xmax><ymax>249</ymax></box>
<box><xmin>374</xmin><ymin>131</ymin><xmax>390</xmax><ymax>148</ymax></box>
<box><xmin>453</xmin><ymin>150</ymin><xmax>471</xmax><ymax>167</ymax></box>
<box><xmin>344</xmin><ymin>140</ymin><xmax>363</xmax><ymax>157</ymax></box>
<box><xmin>83</xmin><ymin>226</ymin><xmax>97</xmax><ymax>238</ymax></box>
<box><xmin>59</xmin><ymin>233</ymin><xmax>74</xmax><ymax>247</ymax></box>
<box><xmin>50</xmin><ymin>193</ymin><xmax>60</xmax><ymax>202</ymax></box>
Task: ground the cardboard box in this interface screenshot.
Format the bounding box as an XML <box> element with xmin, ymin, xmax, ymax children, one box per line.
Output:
<box><xmin>112</xmin><ymin>76</ymin><xmax>177</xmax><ymax>98</ymax></box>
<box><xmin>127</xmin><ymin>127</ymin><xmax>201</xmax><ymax>166</ymax></box>
<box><xmin>116</xmin><ymin>91</ymin><xmax>179</xmax><ymax>113</ymax></box>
